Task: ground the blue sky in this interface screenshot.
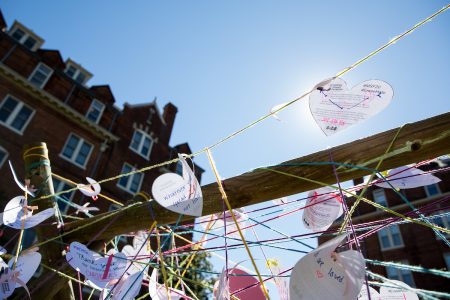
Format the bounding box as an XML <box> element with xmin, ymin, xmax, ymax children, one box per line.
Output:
<box><xmin>2</xmin><ymin>1</ymin><xmax>450</xmax><ymax>298</ymax></box>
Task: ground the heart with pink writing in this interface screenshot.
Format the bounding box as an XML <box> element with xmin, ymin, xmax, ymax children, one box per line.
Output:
<box><xmin>309</xmin><ymin>78</ymin><xmax>393</xmax><ymax>136</ymax></box>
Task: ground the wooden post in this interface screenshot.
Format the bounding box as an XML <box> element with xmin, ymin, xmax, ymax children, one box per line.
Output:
<box><xmin>16</xmin><ymin>143</ymin><xmax>75</xmax><ymax>300</ymax></box>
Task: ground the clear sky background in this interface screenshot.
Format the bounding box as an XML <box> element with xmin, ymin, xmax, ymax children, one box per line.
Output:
<box><xmin>2</xmin><ymin>1</ymin><xmax>450</xmax><ymax>298</ymax></box>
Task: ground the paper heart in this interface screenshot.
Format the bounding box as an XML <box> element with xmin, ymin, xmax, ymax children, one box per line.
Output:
<box><xmin>302</xmin><ymin>187</ymin><xmax>343</xmax><ymax>233</ymax></box>
<box><xmin>8</xmin><ymin>161</ymin><xmax>35</xmax><ymax>197</ymax></box>
<box><xmin>7</xmin><ymin>251</ymin><xmax>42</xmax><ymax>288</ymax></box>
<box><xmin>379</xmin><ymin>280</ymin><xmax>419</xmax><ymax>300</ymax></box>
<box><xmin>201</xmin><ymin>208</ymin><xmax>248</xmax><ymax>239</ymax></box>
<box><xmin>357</xmin><ymin>285</ymin><xmax>381</xmax><ymax>300</ymax></box>
<box><xmin>3</xmin><ymin>196</ymin><xmax>54</xmax><ymax>229</ymax></box>
<box><xmin>103</xmin><ymin>271</ymin><xmax>145</xmax><ymax>300</ymax></box>
<box><xmin>148</xmin><ymin>269</ymin><xmax>191</xmax><ymax>300</ymax></box>
<box><xmin>66</xmin><ymin>242</ymin><xmax>128</xmax><ymax>289</ymax></box>
<box><xmin>375</xmin><ymin>166</ymin><xmax>441</xmax><ymax>189</ymax></box>
<box><xmin>152</xmin><ymin>154</ymin><xmax>203</xmax><ymax>216</ymax></box>
<box><xmin>309</xmin><ymin>78</ymin><xmax>393</xmax><ymax>135</ymax></box>
<box><xmin>290</xmin><ymin>234</ymin><xmax>365</xmax><ymax>300</ymax></box>
<box><xmin>77</xmin><ymin>177</ymin><xmax>101</xmax><ymax>198</ymax></box>
<box><xmin>227</xmin><ymin>267</ymin><xmax>266</xmax><ymax>300</ymax></box>
<box><xmin>213</xmin><ymin>267</ymin><xmax>230</xmax><ymax>300</ymax></box>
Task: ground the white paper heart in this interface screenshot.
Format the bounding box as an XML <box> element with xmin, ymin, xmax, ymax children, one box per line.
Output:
<box><xmin>66</xmin><ymin>242</ymin><xmax>128</xmax><ymax>289</ymax></box>
<box><xmin>302</xmin><ymin>187</ymin><xmax>343</xmax><ymax>232</ymax></box>
<box><xmin>8</xmin><ymin>161</ymin><xmax>35</xmax><ymax>197</ymax></box>
<box><xmin>309</xmin><ymin>78</ymin><xmax>393</xmax><ymax>135</ymax></box>
<box><xmin>103</xmin><ymin>271</ymin><xmax>145</xmax><ymax>300</ymax></box>
<box><xmin>290</xmin><ymin>234</ymin><xmax>365</xmax><ymax>300</ymax></box>
<box><xmin>201</xmin><ymin>209</ymin><xmax>248</xmax><ymax>239</ymax></box>
<box><xmin>148</xmin><ymin>269</ymin><xmax>191</xmax><ymax>300</ymax></box>
<box><xmin>0</xmin><ymin>246</ymin><xmax>6</xmax><ymax>255</ymax></box>
<box><xmin>121</xmin><ymin>232</ymin><xmax>151</xmax><ymax>274</ymax></box>
<box><xmin>357</xmin><ymin>285</ymin><xmax>381</xmax><ymax>299</ymax></box>
<box><xmin>3</xmin><ymin>196</ymin><xmax>55</xmax><ymax>229</ymax></box>
<box><xmin>7</xmin><ymin>251</ymin><xmax>42</xmax><ymax>288</ymax></box>
<box><xmin>152</xmin><ymin>154</ymin><xmax>203</xmax><ymax>216</ymax></box>
<box><xmin>379</xmin><ymin>280</ymin><xmax>419</xmax><ymax>300</ymax></box>
<box><xmin>77</xmin><ymin>177</ymin><xmax>101</xmax><ymax>198</ymax></box>
<box><xmin>213</xmin><ymin>267</ymin><xmax>230</xmax><ymax>300</ymax></box>
<box><xmin>375</xmin><ymin>166</ymin><xmax>441</xmax><ymax>189</ymax></box>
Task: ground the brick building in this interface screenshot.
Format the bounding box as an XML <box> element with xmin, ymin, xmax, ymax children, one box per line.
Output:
<box><xmin>318</xmin><ymin>158</ymin><xmax>450</xmax><ymax>293</ymax></box>
<box><xmin>0</xmin><ymin>11</ymin><xmax>203</xmax><ymax>249</ymax></box>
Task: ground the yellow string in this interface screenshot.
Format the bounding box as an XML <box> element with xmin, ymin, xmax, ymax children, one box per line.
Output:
<box><xmin>51</xmin><ymin>172</ymin><xmax>124</xmax><ymax>206</ymax></box>
<box><xmin>22</xmin><ymin>145</ymin><xmax>48</xmax><ymax>156</ymax></box>
<box><xmin>206</xmin><ymin>148</ymin><xmax>271</xmax><ymax>300</ymax></box>
<box><xmin>13</xmin><ymin>186</ymin><xmax>28</xmax><ymax>269</ymax></box>
<box><xmin>22</xmin><ymin>153</ymin><xmax>49</xmax><ymax>160</ymax></box>
<box><xmin>261</xmin><ymin>168</ymin><xmax>450</xmax><ymax>234</ymax></box>
<box><xmin>339</xmin><ymin>125</ymin><xmax>405</xmax><ymax>233</ymax></box>
<box><xmin>155</xmin><ymin>226</ymin><xmax>171</xmax><ymax>299</ymax></box>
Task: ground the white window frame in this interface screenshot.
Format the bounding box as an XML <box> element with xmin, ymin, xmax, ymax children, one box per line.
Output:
<box><xmin>129</xmin><ymin>129</ymin><xmax>154</xmax><ymax>160</ymax></box>
<box><xmin>85</xmin><ymin>99</ymin><xmax>105</xmax><ymax>124</ymax></box>
<box><xmin>0</xmin><ymin>94</ymin><xmax>35</xmax><ymax>135</ymax></box>
<box><xmin>116</xmin><ymin>163</ymin><xmax>144</xmax><ymax>194</ymax></box>
<box><xmin>385</xmin><ymin>260</ymin><xmax>415</xmax><ymax>287</ymax></box>
<box><xmin>372</xmin><ymin>188</ymin><xmax>388</xmax><ymax>208</ymax></box>
<box><xmin>425</xmin><ymin>183</ymin><xmax>441</xmax><ymax>197</ymax></box>
<box><xmin>377</xmin><ymin>225</ymin><xmax>404</xmax><ymax>250</ymax></box>
<box><xmin>28</xmin><ymin>62</ymin><xmax>53</xmax><ymax>88</ymax></box>
<box><xmin>0</xmin><ymin>145</ymin><xmax>8</xmax><ymax>168</ymax></box>
<box><xmin>59</xmin><ymin>133</ymin><xmax>94</xmax><ymax>169</ymax></box>
<box><xmin>53</xmin><ymin>178</ymin><xmax>75</xmax><ymax>214</ymax></box>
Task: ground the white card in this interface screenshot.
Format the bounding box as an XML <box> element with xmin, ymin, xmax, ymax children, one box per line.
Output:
<box><xmin>213</xmin><ymin>267</ymin><xmax>230</xmax><ymax>300</ymax></box>
<box><xmin>152</xmin><ymin>154</ymin><xmax>203</xmax><ymax>216</ymax></box>
<box><xmin>3</xmin><ymin>196</ymin><xmax>54</xmax><ymax>229</ymax></box>
<box><xmin>290</xmin><ymin>235</ymin><xmax>365</xmax><ymax>300</ymax></box>
<box><xmin>379</xmin><ymin>280</ymin><xmax>419</xmax><ymax>300</ymax></box>
<box><xmin>272</xmin><ymin>197</ymin><xmax>288</xmax><ymax>206</ymax></box>
<box><xmin>148</xmin><ymin>269</ymin><xmax>191</xmax><ymax>300</ymax></box>
<box><xmin>66</xmin><ymin>242</ymin><xmax>128</xmax><ymax>288</ymax></box>
<box><xmin>103</xmin><ymin>271</ymin><xmax>144</xmax><ymax>300</ymax></box>
<box><xmin>201</xmin><ymin>209</ymin><xmax>248</xmax><ymax>239</ymax></box>
<box><xmin>375</xmin><ymin>166</ymin><xmax>441</xmax><ymax>189</ymax></box>
<box><xmin>302</xmin><ymin>187</ymin><xmax>343</xmax><ymax>232</ymax></box>
<box><xmin>77</xmin><ymin>177</ymin><xmax>101</xmax><ymax>198</ymax></box>
<box><xmin>7</xmin><ymin>251</ymin><xmax>42</xmax><ymax>288</ymax></box>
<box><xmin>309</xmin><ymin>78</ymin><xmax>393</xmax><ymax>135</ymax></box>
<box><xmin>8</xmin><ymin>161</ymin><xmax>35</xmax><ymax>197</ymax></box>
<box><xmin>358</xmin><ymin>285</ymin><xmax>381</xmax><ymax>299</ymax></box>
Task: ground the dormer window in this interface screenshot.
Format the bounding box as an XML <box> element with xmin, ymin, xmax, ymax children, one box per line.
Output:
<box><xmin>86</xmin><ymin>99</ymin><xmax>105</xmax><ymax>124</ymax></box>
<box><xmin>64</xmin><ymin>59</ymin><xmax>92</xmax><ymax>85</ymax></box>
<box><xmin>8</xmin><ymin>21</ymin><xmax>44</xmax><ymax>51</ymax></box>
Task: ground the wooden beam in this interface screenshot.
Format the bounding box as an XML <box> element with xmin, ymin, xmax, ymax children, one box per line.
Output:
<box><xmin>63</xmin><ymin>112</ymin><xmax>450</xmax><ymax>243</ymax></box>
<box><xmin>17</xmin><ymin>143</ymin><xmax>75</xmax><ymax>300</ymax></box>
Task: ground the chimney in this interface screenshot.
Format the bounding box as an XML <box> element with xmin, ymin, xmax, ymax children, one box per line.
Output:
<box><xmin>163</xmin><ymin>102</ymin><xmax>178</xmax><ymax>143</ymax></box>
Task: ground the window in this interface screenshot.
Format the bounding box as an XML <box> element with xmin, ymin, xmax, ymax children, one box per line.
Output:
<box><xmin>86</xmin><ymin>99</ymin><xmax>105</xmax><ymax>124</ymax></box>
<box><xmin>0</xmin><ymin>146</ymin><xmax>8</xmax><ymax>168</ymax></box>
<box><xmin>130</xmin><ymin>130</ymin><xmax>154</xmax><ymax>159</ymax></box>
<box><xmin>444</xmin><ymin>253</ymin><xmax>450</xmax><ymax>270</ymax></box>
<box><xmin>64</xmin><ymin>60</ymin><xmax>92</xmax><ymax>85</ymax></box>
<box><xmin>373</xmin><ymin>189</ymin><xmax>387</xmax><ymax>207</ymax></box>
<box><xmin>378</xmin><ymin>225</ymin><xmax>404</xmax><ymax>250</ymax></box>
<box><xmin>8</xmin><ymin>22</ymin><xmax>44</xmax><ymax>51</ymax></box>
<box><xmin>28</xmin><ymin>63</ymin><xmax>53</xmax><ymax>88</ymax></box>
<box><xmin>425</xmin><ymin>183</ymin><xmax>441</xmax><ymax>197</ymax></box>
<box><xmin>53</xmin><ymin>177</ymin><xmax>75</xmax><ymax>213</ymax></box>
<box><xmin>0</xmin><ymin>95</ymin><xmax>34</xmax><ymax>134</ymax></box>
<box><xmin>60</xmin><ymin>134</ymin><xmax>93</xmax><ymax>168</ymax></box>
<box><xmin>386</xmin><ymin>260</ymin><xmax>415</xmax><ymax>287</ymax></box>
<box><xmin>117</xmin><ymin>163</ymin><xmax>143</xmax><ymax>194</ymax></box>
